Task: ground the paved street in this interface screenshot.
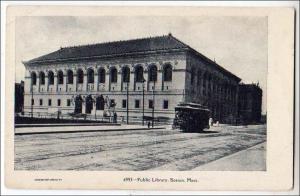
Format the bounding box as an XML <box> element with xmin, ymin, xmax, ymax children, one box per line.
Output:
<box><xmin>14</xmin><ymin>124</ymin><xmax>266</xmax><ymax>171</ymax></box>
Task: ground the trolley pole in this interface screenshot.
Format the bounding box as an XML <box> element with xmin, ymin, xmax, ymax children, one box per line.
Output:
<box><xmin>152</xmin><ymin>81</ymin><xmax>155</xmax><ymax>128</ymax></box>
<box><xmin>142</xmin><ymin>78</ymin><xmax>145</xmax><ymax>126</ymax></box>
<box><xmin>126</xmin><ymin>81</ymin><xmax>129</xmax><ymax>124</ymax></box>
<box><xmin>94</xmin><ymin>98</ymin><xmax>97</xmax><ymax>121</ymax></box>
<box><xmin>31</xmin><ymin>85</ymin><xmax>33</xmax><ymax>118</ymax></box>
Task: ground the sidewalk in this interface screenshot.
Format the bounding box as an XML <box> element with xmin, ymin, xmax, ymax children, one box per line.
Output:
<box><xmin>15</xmin><ymin>123</ymin><xmax>120</xmax><ymax>128</ymax></box>
<box><xmin>15</xmin><ymin>124</ymin><xmax>165</xmax><ymax>135</ymax></box>
<box><xmin>192</xmin><ymin>142</ymin><xmax>266</xmax><ymax>171</ymax></box>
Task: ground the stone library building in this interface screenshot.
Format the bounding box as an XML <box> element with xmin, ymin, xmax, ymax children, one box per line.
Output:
<box><xmin>23</xmin><ymin>34</ymin><xmax>245</xmax><ymax>124</ymax></box>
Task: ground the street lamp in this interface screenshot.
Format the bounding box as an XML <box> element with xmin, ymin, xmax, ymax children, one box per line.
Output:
<box><xmin>152</xmin><ymin>80</ymin><xmax>155</xmax><ymax>128</ymax></box>
<box><xmin>142</xmin><ymin>78</ymin><xmax>146</xmax><ymax>126</ymax></box>
<box><xmin>126</xmin><ymin>81</ymin><xmax>129</xmax><ymax>124</ymax></box>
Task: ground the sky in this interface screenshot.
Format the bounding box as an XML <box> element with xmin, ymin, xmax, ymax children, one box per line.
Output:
<box><xmin>15</xmin><ymin>16</ymin><xmax>267</xmax><ymax>113</ymax></box>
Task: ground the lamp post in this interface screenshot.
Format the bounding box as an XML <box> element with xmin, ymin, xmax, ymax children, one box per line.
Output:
<box><xmin>31</xmin><ymin>85</ymin><xmax>33</xmax><ymax>118</ymax></box>
<box><xmin>142</xmin><ymin>78</ymin><xmax>146</xmax><ymax>126</ymax></box>
<box><xmin>126</xmin><ymin>81</ymin><xmax>129</xmax><ymax>124</ymax></box>
<box><xmin>152</xmin><ymin>81</ymin><xmax>155</xmax><ymax>128</ymax></box>
<box><xmin>94</xmin><ymin>96</ymin><xmax>97</xmax><ymax>121</ymax></box>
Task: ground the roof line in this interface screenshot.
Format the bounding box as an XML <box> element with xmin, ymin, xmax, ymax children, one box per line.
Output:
<box><xmin>60</xmin><ymin>34</ymin><xmax>172</xmax><ymax>50</ymax></box>
<box><xmin>23</xmin><ymin>47</ymin><xmax>188</xmax><ymax>65</ymax></box>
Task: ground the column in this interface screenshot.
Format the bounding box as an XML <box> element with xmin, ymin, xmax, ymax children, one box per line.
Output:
<box><xmin>94</xmin><ymin>71</ymin><xmax>98</xmax><ymax>91</ymax></box>
<box><xmin>105</xmin><ymin>70</ymin><xmax>110</xmax><ymax>91</ymax></box>
<box><xmin>83</xmin><ymin>72</ymin><xmax>88</xmax><ymax>91</ymax></box>
<box><xmin>45</xmin><ymin>75</ymin><xmax>49</xmax><ymax>92</ymax></box>
<box><xmin>117</xmin><ymin>70</ymin><xmax>122</xmax><ymax>91</ymax></box>
<box><xmin>158</xmin><ymin>69</ymin><xmax>163</xmax><ymax>91</ymax></box>
<box><xmin>54</xmin><ymin>73</ymin><xmax>58</xmax><ymax>92</ymax></box>
<box><xmin>73</xmin><ymin>71</ymin><xmax>77</xmax><ymax>92</ymax></box>
<box><xmin>36</xmin><ymin>76</ymin><xmax>40</xmax><ymax>93</ymax></box>
<box><xmin>64</xmin><ymin>73</ymin><xmax>67</xmax><ymax>92</ymax></box>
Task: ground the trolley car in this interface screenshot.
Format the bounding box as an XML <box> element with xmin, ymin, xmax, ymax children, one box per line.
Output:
<box><xmin>173</xmin><ymin>102</ymin><xmax>210</xmax><ymax>132</ymax></box>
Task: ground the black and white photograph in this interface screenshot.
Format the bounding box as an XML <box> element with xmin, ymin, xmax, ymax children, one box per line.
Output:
<box><xmin>3</xmin><ymin>5</ymin><xmax>296</xmax><ymax>192</ymax></box>
<box><xmin>14</xmin><ymin>15</ymin><xmax>267</xmax><ymax>171</ymax></box>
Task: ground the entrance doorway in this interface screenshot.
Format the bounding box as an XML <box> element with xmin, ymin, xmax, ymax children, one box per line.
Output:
<box><xmin>85</xmin><ymin>95</ymin><xmax>93</xmax><ymax>114</ymax></box>
<box><xmin>74</xmin><ymin>95</ymin><xmax>83</xmax><ymax>114</ymax></box>
<box><xmin>96</xmin><ymin>95</ymin><xmax>105</xmax><ymax>110</ymax></box>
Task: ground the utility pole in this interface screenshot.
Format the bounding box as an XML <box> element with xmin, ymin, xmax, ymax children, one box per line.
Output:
<box><xmin>126</xmin><ymin>81</ymin><xmax>129</xmax><ymax>124</ymax></box>
<box><xmin>142</xmin><ymin>78</ymin><xmax>145</xmax><ymax>126</ymax></box>
<box><xmin>94</xmin><ymin>97</ymin><xmax>97</xmax><ymax>121</ymax></box>
<box><xmin>31</xmin><ymin>84</ymin><xmax>33</xmax><ymax>118</ymax></box>
<box><xmin>152</xmin><ymin>81</ymin><xmax>155</xmax><ymax>128</ymax></box>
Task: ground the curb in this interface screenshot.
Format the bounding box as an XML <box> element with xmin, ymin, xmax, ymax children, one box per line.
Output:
<box><xmin>15</xmin><ymin>127</ymin><xmax>165</xmax><ymax>136</ymax></box>
<box><xmin>15</xmin><ymin>123</ymin><xmax>121</xmax><ymax>128</ymax></box>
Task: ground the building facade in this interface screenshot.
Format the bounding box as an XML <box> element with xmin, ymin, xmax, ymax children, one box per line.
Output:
<box><xmin>238</xmin><ymin>83</ymin><xmax>263</xmax><ymax>124</ymax></box>
<box><xmin>15</xmin><ymin>81</ymin><xmax>24</xmax><ymax>113</ymax></box>
<box><xmin>23</xmin><ymin>34</ymin><xmax>241</xmax><ymax>123</ymax></box>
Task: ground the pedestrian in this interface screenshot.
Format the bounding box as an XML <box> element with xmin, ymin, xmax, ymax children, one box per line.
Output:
<box><xmin>209</xmin><ymin>117</ymin><xmax>213</xmax><ymax>127</ymax></box>
<box><xmin>114</xmin><ymin>112</ymin><xmax>118</xmax><ymax>123</ymax></box>
<box><xmin>148</xmin><ymin>121</ymin><xmax>151</xmax><ymax>129</ymax></box>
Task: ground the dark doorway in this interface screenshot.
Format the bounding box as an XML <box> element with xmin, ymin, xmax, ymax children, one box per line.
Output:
<box><xmin>96</xmin><ymin>95</ymin><xmax>105</xmax><ymax>110</ymax></box>
<box><xmin>74</xmin><ymin>96</ymin><xmax>83</xmax><ymax>114</ymax></box>
<box><xmin>85</xmin><ymin>95</ymin><xmax>93</xmax><ymax>114</ymax></box>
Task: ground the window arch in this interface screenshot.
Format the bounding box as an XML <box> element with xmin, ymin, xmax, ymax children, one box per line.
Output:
<box><xmin>163</xmin><ymin>64</ymin><xmax>172</xmax><ymax>82</ymax></box>
<box><xmin>57</xmin><ymin>70</ymin><xmax>64</xmax><ymax>84</ymax></box>
<box><xmin>39</xmin><ymin>72</ymin><xmax>45</xmax><ymax>85</ymax></box>
<box><xmin>148</xmin><ymin>65</ymin><xmax>157</xmax><ymax>82</ymax></box>
<box><xmin>48</xmin><ymin>71</ymin><xmax>54</xmax><ymax>85</ymax></box>
<box><xmin>87</xmin><ymin>68</ymin><xmax>94</xmax><ymax>84</ymax></box>
<box><xmin>67</xmin><ymin>70</ymin><xmax>73</xmax><ymax>84</ymax></box>
<box><xmin>122</xmin><ymin>66</ymin><xmax>130</xmax><ymax>83</ymax></box>
<box><xmin>134</xmin><ymin>65</ymin><xmax>144</xmax><ymax>82</ymax></box>
<box><xmin>110</xmin><ymin>67</ymin><xmax>117</xmax><ymax>83</ymax></box>
<box><xmin>31</xmin><ymin>72</ymin><xmax>37</xmax><ymax>85</ymax></box>
<box><xmin>77</xmin><ymin>69</ymin><xmax>84</xmax><ymax>84</ymax></box>
<box><xmin>98</xmin><ymin>68</ymin><xmax>106</xmax><ymax>84</ymax></box>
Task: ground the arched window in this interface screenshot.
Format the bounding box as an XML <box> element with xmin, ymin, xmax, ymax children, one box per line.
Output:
<box><xmin>77</xmin><ymin>69</ymin><xmax>84</xmax><ymax>84</ymax></box>
<box><xmin>148</xmin><ymin>65</ymin><xmax>157</xmax><ymax>82</ymax></box>
<box><xmin>87</xmin><ymin>68</ymin><xmax>94</xmax><ymax>84</ymax></box>
<box><xmin>31</xmin><ymin>72</ymin><xmax>37</xmax><ymax>85</ymax></box>
<box><xmin>110</xmin><ymin>67</ymin><xmax>117</xmax><ymax>83</ymax></box>
<box><xmin>122</xmin><ymin>66</ymin><xmax>130</xmax><ymax>83</ymax></box>
<box><xmin>67</xmin><ymin>70</ymin><xmax>73</xmax><ymax>84</ymax></box>
<box><xmin>48</xmin><ymin>71</ymin><xmax>54</xmax><ymax>85</ymax></box>
<box><xmin>163</xmin><ymin>64</ymin><xmax>172</xmax><ymax>82</ymax></box>
<box><xmin>135</xmin><ymin>65</ymin><xmax>144</xmax><ymax>82</ymax></box>
<box><xmin>57</xmin><ymin>70</ymin><xmax>64</xmax><ymax>84</ymax></box>
<box><xmin>98</xmin><ymin>68</ymin><xmax>106</xmax><ymax>84</ymax></box>
<box><xmin>39</xmin><ymin>72</ymin><xmax>45</xmax><ymax>85</ymax></box>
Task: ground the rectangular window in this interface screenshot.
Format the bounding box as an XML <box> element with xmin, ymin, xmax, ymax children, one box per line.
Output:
<box><xmin>135</xmin><ymin>100</ymin><xmax>140</xmax><ymax>108</ymax></box>
<box><xmin>57</xmin><ymin>99</ymin><xmax>61</xmax><ymax>106</ymax></box>
<box><xmin>122</xmin><ymin>99</ymin><xmax>127</xmax><ymax>108</ymax></box>
<box><xmin>31</xmin><ymin>99</ymin><xmax>34</xmax><ymax>106</ymax></box>
<box><xmin>110</xmin><ymin>99</ymin><xmax>115</xmax><ymax>107</ymax></box>
<box><xmin>148</xmin><ymin>100</ymin><xmax>153</xmax><ymax>109</ymax></box>
<box><xmin>67</xmin><ymin>99</ymin><xmax>71</xmax><ymax>106</ymax></box>
<box><xmin>163</xmin><ymin>100</ymin><xmax>169</xmax><ymax>109</ymax></box>
<box><xmin>39</xmin><ymin>99</ymin><xmax>43</xmax><ymax>106</ymax></box>
<box><xmin>48</xmin><ymin>99</ymin><xmax>52</xmax><ymax>106</ymax></box>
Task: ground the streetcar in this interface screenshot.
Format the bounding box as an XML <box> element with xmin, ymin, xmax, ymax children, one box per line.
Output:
<box><xmin>173</xmin><ymin>102</ymin><xmax>210</xmax><ymax>132</ymax></box>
